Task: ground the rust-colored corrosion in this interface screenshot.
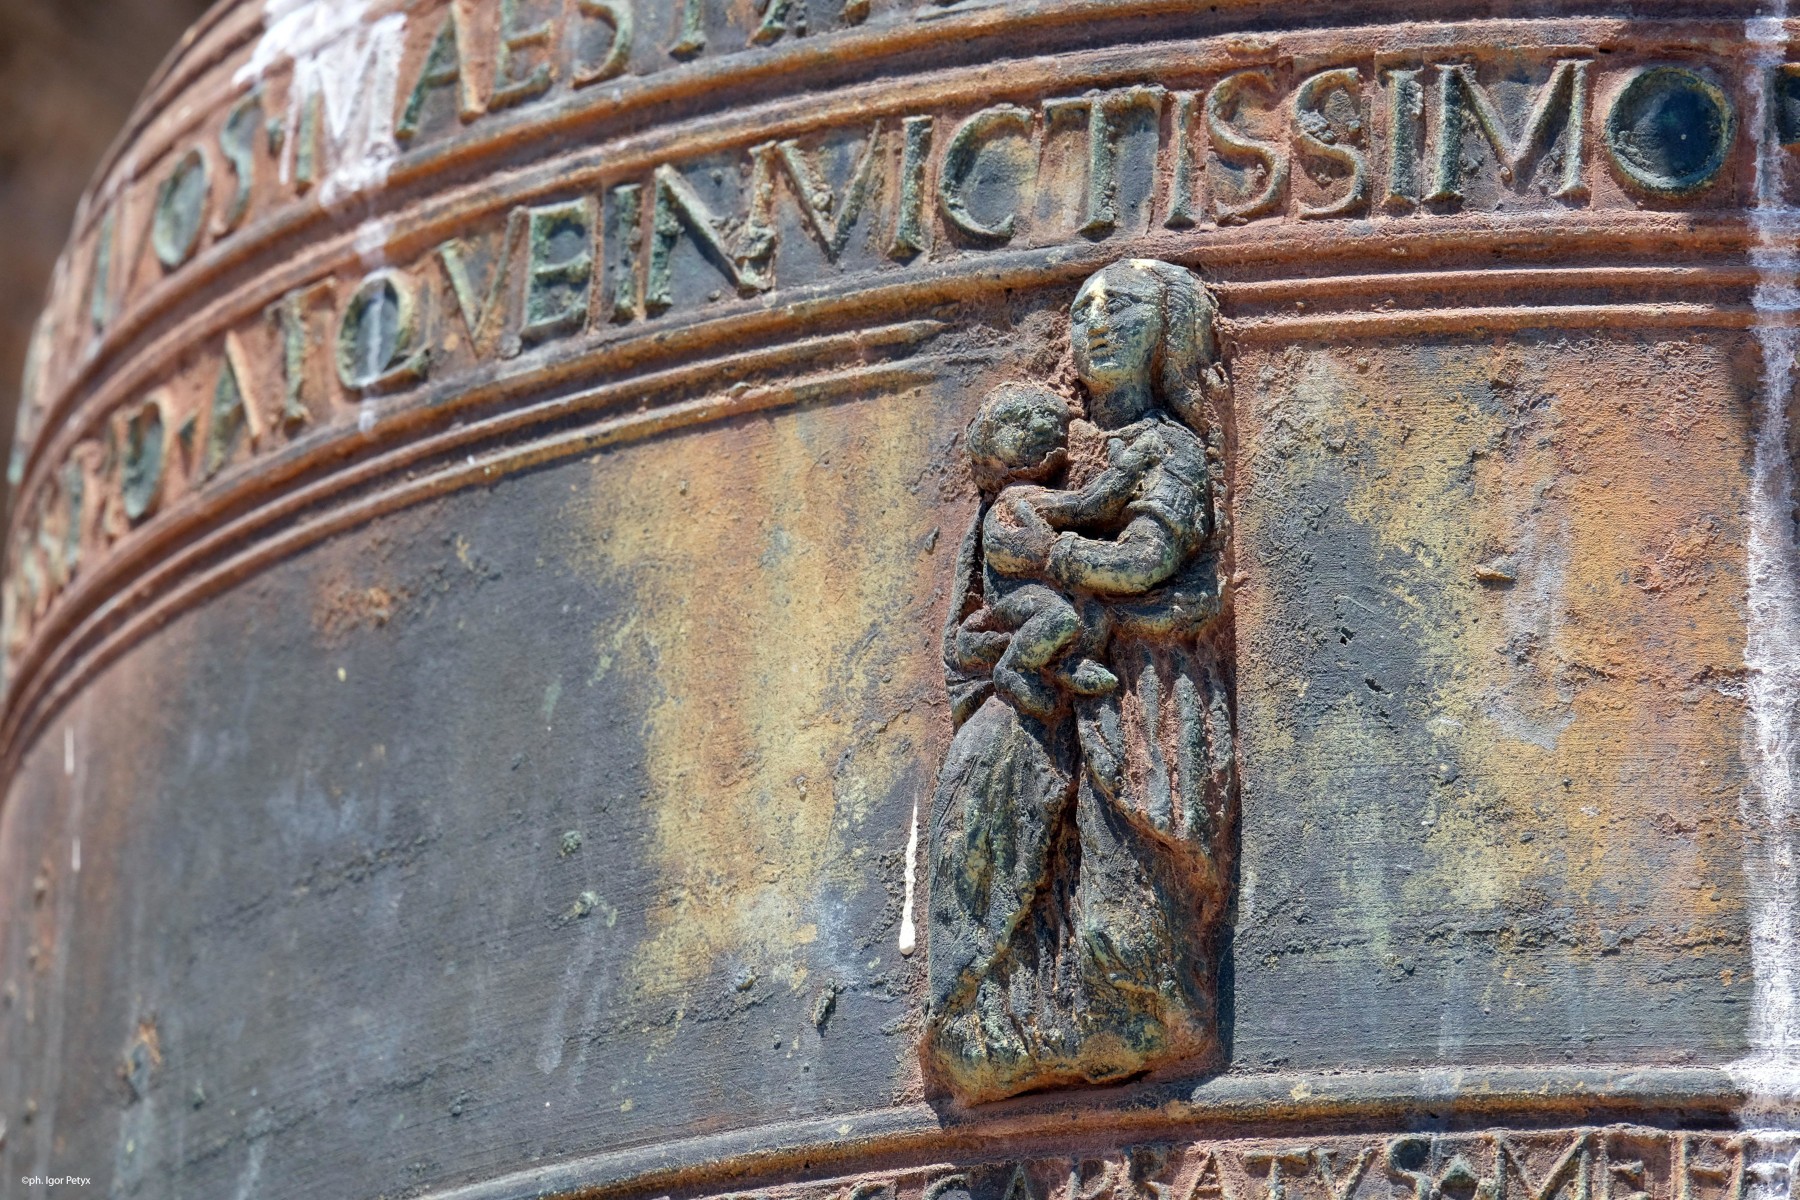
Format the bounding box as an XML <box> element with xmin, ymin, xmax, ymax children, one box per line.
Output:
<box><xmin>2</xmin><ymin>0</ymin><xmax>1798</xmax><ymax>1197</ymax></box>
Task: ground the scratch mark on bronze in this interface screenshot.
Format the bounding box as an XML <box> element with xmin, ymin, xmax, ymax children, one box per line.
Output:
<box><xmin>898</xmin><ymin>797</ymin><xmax>919</xmax><ymax>957</ymax></box>
<box><xmin>1734</xmin><ymin>5</ymin><xmax>1800</xmax><ymax>1115</ymax></box>
<box><xmin>237</xmin><ymin>0</ymin><xmax>408</xmax><ymax>206</ymax></box>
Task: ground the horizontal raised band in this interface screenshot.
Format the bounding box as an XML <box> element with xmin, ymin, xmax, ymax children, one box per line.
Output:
<box><xmin>423</xmin><ymin>1064</ymin><xmax>1753</xmax><ymax>1200</ymax></box>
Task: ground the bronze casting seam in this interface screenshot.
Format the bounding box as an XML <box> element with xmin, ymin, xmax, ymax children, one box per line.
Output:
<box><xmin>31</xmin><ymin>8</ymin><xmax>1780</xmax><ymax>487</ymax></box>
<box><xmin>1230</xmin><ymin>302</ymin><xmax>1758</xmax><ymax>339</ymax></box>
<box><xmin>1221</xmin><ymin>265</ymin><xmax>1764</xmax><ymax>305</ymax></box>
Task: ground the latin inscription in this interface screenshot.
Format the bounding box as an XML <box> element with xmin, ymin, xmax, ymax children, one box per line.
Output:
<box><xmin>651</xmin><ymin>1128</ymin><xmax>1800</xmax><ymax>1200</ymax></box>
<box><xmin>67</xmin><ymin>38</ymin><xmax>1781</xmax><ymax>358</ymax></box>
<box><xmin>6</xmin><ymin>38</ymin><xmax>1796</xmax><ymax>676</ymax></box>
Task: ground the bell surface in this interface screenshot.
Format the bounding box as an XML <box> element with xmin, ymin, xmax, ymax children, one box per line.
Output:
<box><xmin>1</xmin><ymin>0</ymin><xmax>1796</xmax><ymax>1197</ymax></box>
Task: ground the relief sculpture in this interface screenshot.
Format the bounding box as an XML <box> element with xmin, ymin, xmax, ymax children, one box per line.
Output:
<box><xmin>925</xmin><ymin>259</ymin><xmax>1238</xmax><ymax>1103</ymax></box>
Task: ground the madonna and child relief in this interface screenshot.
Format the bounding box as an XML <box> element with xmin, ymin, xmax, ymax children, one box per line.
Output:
<box><xmin>924</xmin><ymin>260</ymin><xmax>1239</xmax><ymax>1103</ymax></box>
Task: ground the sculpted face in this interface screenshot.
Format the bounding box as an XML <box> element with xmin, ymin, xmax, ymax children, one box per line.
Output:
<box><xmin>967</xmin><ymin>383</ymin><xmax>1069</xmax><ymax>489</ymax></box>
<box><xmin>1071</xmin><ymin>263</ymin><xmax>1164</xmax><ymax>400</ymax></box>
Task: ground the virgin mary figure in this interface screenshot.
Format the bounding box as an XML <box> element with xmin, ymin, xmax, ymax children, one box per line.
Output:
<box><xmin>924</xmin><ymin>260</ymin><xmax>1238</xmax><ymax>1104</ymax></box>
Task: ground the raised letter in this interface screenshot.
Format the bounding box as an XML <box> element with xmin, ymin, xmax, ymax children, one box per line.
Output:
<box><xmin>1245</xmin><ymin>1150</ymin><xmax>1315</xmax><ymax>1200</ymax></box>
<box><xmin>120</xmin><ymin>392</ymin><xmax>171</xmax><ymax>524</ymax></box>
<box><xmin>751</xmin><ymin>0</ymin><xmax>801</xmax><ymax>46</ymax></box>
<box><xmin>608</xmin><ymin>183</ymin><xmax>644</xmax><ymax>322</ymax></box>
<box><xmin>889</xmin><ymin>116</ymin><xmax>933</xmax><ymax>259</ymax></box>
<box><xmin>1207</xmin><ymin>70</ymin><xmax>1289</xmax><ymax>224</ymax></box>
<box><xmin>1429</xmin><ymin>59</ymin><xmax>1590</xmax><ymax>202</ymax></box>
<box><xmin>1186</xmin><ymin>1151</ymin><xmax>1229</xmax><ymax>1200</ymax></box>
<box><xmin>1293</xmin><ymin>67</ymin><xmax>1368</xmax><ymax>219</ymax></box>
<box><xmin>1383</xmin><ymin>67</ymin><xmax>1424</xmax><ymax>208</ymax></box>
<box><xmin>1774</xmin><ymin>64</ymin><xmax>1800</xmax><ymax>146</ymax></box>
<box><xmin>938</xmin><ymin>104</ymin><xmax>1033</xmax><ymax>245</ymax></box>
<box><xmin>293</xmin><ymin>91</ymin><xmax>321</xmax><ymax>193</ymax></box>
<box><xmin>336</xmin><ymin>269</ymin><xmax>427</xmax><ymax>391</ymax></box>
<box><xmin>1603</xmin><ymin>67</ymin><xmax>1734</xmax><ymax>198</ymax></box>
<box><xmin>646</xmin><ymin>164</ymin><xmax>770</xmax><ymax>314</ymax></box>
<box><xmin>88</xmin><ymin>206</ymin><xmax>116</xmax><ymax>333</ymax></box>
<box><xmin>1079</xmin><ymin>86</ymin><xmax>1165</xmax><ymax>237</ymax></box>
<box><xmin>924</xmin><ymin>1176</ymin><xmax>972</xmax><ymax>1200</ymax></box>
<box><xmin>747</xmin><ymin>129</ymin><xmax>882</xmax><ymax>262</ymax></box>
<box><xmin>1316</xmin><ymin>1146</ymin><xmax>1376</xmax><ymax>1200</ymax></box>
<box><xmin>397</xmin><ymin>9</ymin><xmax>483</xmax><ymax>142</ymax></box>
<box><xmin>438</xmin><ymin>210</ymin><xmax>527</xmax><ymax>355</ymax></box>
<box><xmin>522</xmin><ymin>198</ymin><xmax>596</xmax><ymax>342</ymax></box>
<box><xmin>1385</xmin><ymin>1138</ymin><xmax>1435</xmax><ymax>1200</ymax></box>
<box><xmin>1674</xmin><ymin>1135</ymin><xmax>1736</xmax><ymax>1200</ymax></box>
<box><xmin>10</xmin><ymin>317</ymin><xmax>50</xmax><ymax>487</ymax></box>
<box><xmin>1066</xmin><ymin>1162</ymin><xmax>1118</xmax><ymax>1200</ymax></box>
<box><xmin>573</xmin><ymin>0</ymin><xmax>634</xmax><ymax>86</ymax></box>
<box><xmin>47</xmin><ymin>460</ymin><xmax>85</xmax><ymax>590</ymax></box>
<box><xmin>215</xmin><ymin>92</ymin><xmax>262</xmax><ymax>236</ymax></box>
<box><xmin>1495</xmin><ymin>1133</ymin><xmax>1593</xmax><ymax>1200</ymax></box>
<box><xmin>266</xmin><ymin>282</ymin><xmax>332</xmax><ymax>429</ymax></box>
<box><xmin>491</xmin><ymin>0</ymin><xmax>556</xmax><ymax>110</ymax></box>
<box><xmin>1001</xmin><ymin>1166</ymin><xmax>1037</xmax><ymax>1200</ymax></box>
<box><xmin>153</xmin><ymin>147</ymin><xmax>211</xmax><ymax>270</ymax></box>
<box><xmin>203</xmin><ymin>332</ymin><xmax>265</xmax><ymax>480</ymax></box>
<box><xmin>667</xmin><ymin>0</ymin><xmax>705</xmax><ymax>59</ymax></box>
<box><xmin>1165</xmin><ymin>91</ymin><xmax>1203</xmax><ymax>229</ymax></box>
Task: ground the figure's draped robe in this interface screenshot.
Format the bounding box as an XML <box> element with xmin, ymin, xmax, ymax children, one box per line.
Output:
<box><xmin>926</xmin><ymin>417</ymin><xmax>1237</xmax><ymax>1102</ymax></box>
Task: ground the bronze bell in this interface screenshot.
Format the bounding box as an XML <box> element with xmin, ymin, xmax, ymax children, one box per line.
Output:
<box><xmin>0</xmin><ymin>1</ymin><xmax>1794</xmax><ymax>1197</ymax></box>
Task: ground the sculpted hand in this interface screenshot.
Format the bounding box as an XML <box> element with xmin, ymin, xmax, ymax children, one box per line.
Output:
<box><xmin>1046</xmin><ymin>533</ymin><xmax>1084</xmax><ymax>591</ymax></box>
<box><xmin>999</xmin><ymin>493</ymin><xmax>1056</xmax><ymax>566</ymax></box>
<box><xmin>952</xmin><ymin>620</ymin><xmax>1008</xmax><ymax>671</ymax></box>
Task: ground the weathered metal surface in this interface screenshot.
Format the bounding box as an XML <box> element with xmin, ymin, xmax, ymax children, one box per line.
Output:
<box><xmin>2</xmin><ymin>0</ymin><xmax>1798</xmax><ymax>1197</ymax></box>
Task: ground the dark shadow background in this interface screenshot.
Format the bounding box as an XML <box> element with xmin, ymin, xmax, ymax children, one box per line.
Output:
<box><xmin>0</xmin><ymin>0</ymin><xmax>215</xmax><ymax>516</ymax></box>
